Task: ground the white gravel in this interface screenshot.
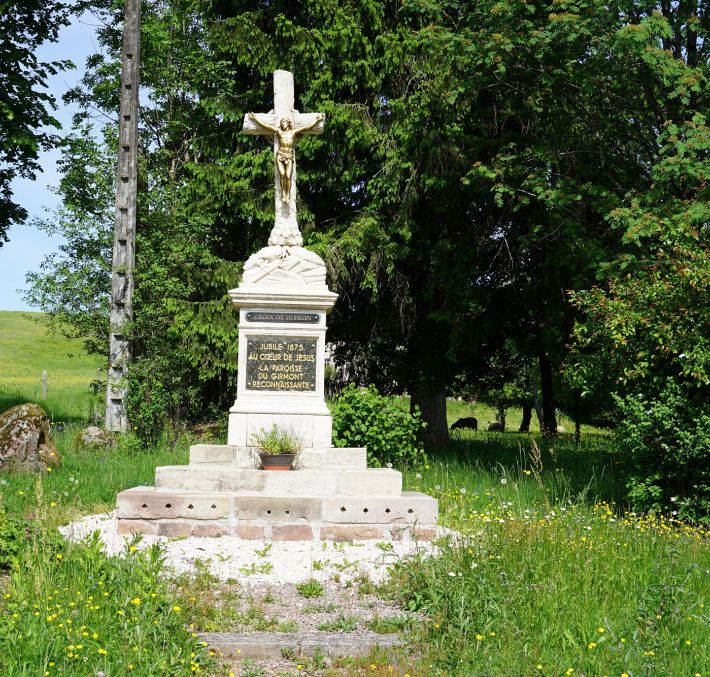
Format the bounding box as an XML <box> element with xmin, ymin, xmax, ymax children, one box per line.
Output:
<box><xmin>59</xmin><ymin>512</ymin><xmax>443</xmax><ymax>584</ymax></box>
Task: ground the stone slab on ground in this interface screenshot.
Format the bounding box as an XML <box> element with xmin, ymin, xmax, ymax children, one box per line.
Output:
<box><xmin>199</xmin><ymin>631</ymin><xmax>405</xmax><ymax>660</ymax></box>
<box><xmin>116</xmin><ymin>486</ymin><xmax>438</xmax><ymax>541</ymax></box>
<box><xmin>60</xmin><ymin>511</ymin><xmax>447</xmax><ymax>584</ymax></box>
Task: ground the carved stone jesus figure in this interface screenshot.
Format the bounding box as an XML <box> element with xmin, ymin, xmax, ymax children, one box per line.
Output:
<box><xmin>248</xmin><ymin>112</ymin><xmax>325</xmax><ymax>205</ymax></box>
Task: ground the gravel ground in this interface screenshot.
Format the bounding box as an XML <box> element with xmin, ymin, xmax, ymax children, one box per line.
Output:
<box><xmin>59</xmin><ymin>512</ymin><xmax>440</xmax><ymax>584</ymax></box>
<box><xmin>59</xmin><ymin>513</ymin><xmax>444</xmax><ymax>675</ymax></box>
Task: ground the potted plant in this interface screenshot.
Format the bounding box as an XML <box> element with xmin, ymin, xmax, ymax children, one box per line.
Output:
<box><xmin>250</xmin><ymin>425</ymin><xmax>302</xmax><ymax>471</ymax></box>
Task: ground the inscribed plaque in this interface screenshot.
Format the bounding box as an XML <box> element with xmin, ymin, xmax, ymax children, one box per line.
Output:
<box><xmin>245</xmin><ymin>336</ymin><xmax>318</xmax><ymax>392</ymax></box>
<box><xmin>245</xmin><ymin>311</ymin><xmax>320</xmax><ymax>324</ymax></box>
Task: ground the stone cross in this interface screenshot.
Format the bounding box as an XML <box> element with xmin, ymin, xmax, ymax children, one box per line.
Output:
<box><xmin>243</xmin><ymin>70</ymin><xmax>325</xmax><ymax>248</ymax></box>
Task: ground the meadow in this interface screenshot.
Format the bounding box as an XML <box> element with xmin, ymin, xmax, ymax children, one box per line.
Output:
<box><xmin>0</xmin><ymin>317</ymin><xmax>708</xmax><ymax>675</ymax></box>
<box><xmin>0</xmin><ymin>311</ymin><xmax>104</xmax><ymax>423</ymax></box>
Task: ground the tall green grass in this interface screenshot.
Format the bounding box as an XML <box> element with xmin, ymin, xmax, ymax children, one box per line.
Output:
<box><xmin>390</xmin><ymin>504</ymin><xmax>709</xmax><ymax>676</ymax></box>
<box><xmin>0</xmin><ymin>498</ymin><xmax>215</xmax><ymax>676</ymax></box>
<box><xmin>394</xmin><ymin>429</ymin><xmax>709</xmax><ymax>676</ymax></box>
<box><xmin>409</xmin><ymin>430</ymin><xmax>625</xmax><ymax>518</ymax></box>
<box><xmin>0</xmin><ymin>425</ymin><xmax>189</xmax><ymax>518</ymax></box>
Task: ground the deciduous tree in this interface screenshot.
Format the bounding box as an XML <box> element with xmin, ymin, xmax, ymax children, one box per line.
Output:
<box><xmin>0</xmin><ymin>0</ymin><xmax>74</xmax><ymax>243</ymax></box>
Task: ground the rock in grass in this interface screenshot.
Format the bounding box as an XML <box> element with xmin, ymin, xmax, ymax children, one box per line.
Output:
<box><xmin>75</xmin><ymin>425</ymin><xmax>115</xmax><ymax>449</ymax></box>
<box><xmin>0</xmin><ymin>403</ymin><xmax>61</xmax><ymax>472</ymax></box>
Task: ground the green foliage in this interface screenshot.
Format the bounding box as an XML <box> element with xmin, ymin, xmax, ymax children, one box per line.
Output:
<box><xmin>2</xmin><ymin>388</ymin><xmax>706</xmax><ymax>676</ymax></box>
<box><xmin>0</xmin><ymin>0</ymin><xmax>74</xmax><ymax>241</ymax></box>
<box><xmin>316</xmin><ymin>615</ymin><xmax>358</xmax><ymax>632</ymax></box>
<box><xmin>569</xmin><ymin>116</ymin><xmax>710</xmax><ymax>519</ymax></box>
<box><xmin>25</xmin><ymin>2</ymin><xmax>243</xmax><ymax>432</ymax></box>
<box><xmin>457</xmin><ymin>342</ymin><xmax>533</xmax><ymax>430</ymax></box>
<box><xmin>125</xmin><ymin>353</ymin><xmax>196</xmax><ymax>446</ymax></box>
<box><xmin>0</xmin><ymin>505</ymin><xmax>39</xmax><ymax>572</ymax></box>
<box><xmin>366</xmin><ymin>615</ymin><xmax>411</xmax><ymax>634</ymax></box>
<box><xmin>24</xmin><ymin>126</ymin><xmax>115</xmax><ymax>356</ymax></box>
<box><xmin>615</xmin><ymin>382</ymin><xmax>710</xmax><ymax>522</ymax></box>
<box><xmin>295</xmin><ymin>579</ymin><xmax>325</xmax><ymax>599</ymax></box>
<box><xmin>249</xmin><ymin>425</ymin><xmax>302</xmax><ymax>455</ymax></box>
<box><xmin>390</xmin><ymin>507</ymin><xmax>710</xmax><ymax>675</ymax></box>
<box><xmin>331</xmin><ymin>384</ymin><xmax>427</xmax><ymax>469</ymax></box>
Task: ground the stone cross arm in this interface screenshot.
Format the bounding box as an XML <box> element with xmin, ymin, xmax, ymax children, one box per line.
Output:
<box><xmin>242</xmin><ymin>111</ymin><xmax>326</xmax><ymax>137</ymax></box>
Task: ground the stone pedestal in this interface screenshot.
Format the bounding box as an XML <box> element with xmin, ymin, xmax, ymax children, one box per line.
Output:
<box><xmin>116</xmin><ymin>445</ymin><xmax>437</xmax><ymax>541</ymax></box>
<box><xmin>226</xmin><ymin>247</ymin><xmax>337</xmax><ymax>449</ymax></box>
<box><xmin>115</xmin><ymin>245</ymin><xmax>438</xmax><ymax>541</ymax></box>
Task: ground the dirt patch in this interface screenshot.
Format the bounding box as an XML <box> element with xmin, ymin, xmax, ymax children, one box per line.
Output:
<box><xmin>177</xmin><ymin>574</ymin><xmax>422</xmax><ymax>676</ymax></box>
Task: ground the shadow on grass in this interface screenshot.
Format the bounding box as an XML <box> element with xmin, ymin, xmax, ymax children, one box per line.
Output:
<box><xmin>430</xmin><ymin>430</ymin><xmax>626</xmax><ymax>506</ymax></box>
<box><xmin>0</xmin><ymin>391</ymin><xmax>98</xmax><ymax>425</ymax></box>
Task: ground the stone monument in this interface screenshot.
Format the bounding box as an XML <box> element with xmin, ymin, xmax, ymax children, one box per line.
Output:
<box><xmin>116</xmin><ymin>70</ymin><xmax>438</xmax><ymax>541</ymax></box>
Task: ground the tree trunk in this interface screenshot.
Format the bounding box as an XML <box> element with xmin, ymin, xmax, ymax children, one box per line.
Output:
<box><xmin>531</xmin><ymin>364</ymin><xmax>544</xmax><ymax>429</ymax></box>
<box><xmin>519</xmin><ymin>401</ymin><xmax>532</xmax><ymax>433</ymax></box>
<box><xmin>496</xmin><ymin>403</ymin><xmax>507</xmax><ymax>432</ymax></box>
<box><xmin>538</xmin><ymin>350</ymin><xmax>557</xmax><ymax>435</ymax></box>
<box><xmin>410</xmin><ymin>389</ymin><xmax>449</xmax><ymax>449</ymax></box>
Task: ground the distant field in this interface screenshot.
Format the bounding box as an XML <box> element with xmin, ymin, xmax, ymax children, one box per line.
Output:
<box><xmin>0</xmin><ymin>311</ymin><xmax>104</xmax><ymax>422</ymax></box>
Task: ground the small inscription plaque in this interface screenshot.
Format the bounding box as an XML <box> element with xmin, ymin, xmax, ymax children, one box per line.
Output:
<box><xmin>246</xmin><ymin>336</ymin><xmax>317</xmax><ymax>392</ymax></box>
<box><xmin>246</xmin><ymin>311</ymin><xmax>320</xmax><ymax>324</ymax></box>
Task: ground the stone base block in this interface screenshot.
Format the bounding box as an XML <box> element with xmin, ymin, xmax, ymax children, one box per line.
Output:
<box><xmin>189</xmin><ymin>445</ymin><xmax>261</xmax><ymax>468</ymax></box>
<box><xmin>187</xmin><ymin>445</ymin><xmax>367</xmax><ymax>471</ymax></box>
<box><xmin>153</xmin><ymin>466</ymin><xmax>403</xmax><ymax>497</ymax></box>
<box><xmin>292</xmin><ymin>447</ymin><xmax>367</xmax><ymax>470</ymax></box>
<box><xmin>115</xmin><ymin>488</ymin><xmax>438</xmax><ymax>542</ymax></box>
<box><xmin>235</xmin><ymin>496</ymin><xmax>322</xmax><ymax>521</ymax></box>
<box><xmin>320</xmin><ymin>492</ymin><xmax>438</xmax><ymax>524</ymax></box>
<box><xmin>117</xmin><ymin>518</ymin><xmax>230</xmax><ymax>538</ymax></box>
<box><xmin>117</xmin><ymin>487</ymin><xmax>232</xmax><ymax>519</ymax></box>
<box><xmin>115</xmin><ymin>517</ymin><xmax>437</xmax><ymax>542</ymax></box>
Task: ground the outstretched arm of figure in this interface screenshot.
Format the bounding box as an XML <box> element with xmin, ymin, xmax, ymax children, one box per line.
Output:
<box><xmin>248</xmin><ymin>112</ymin><xmax>279</xmax><ymax>134</ymax></box>
<box><xmin>295</xmin><ymin>113</ymin><xmax>325</xmax><ymax>135</ymax></box>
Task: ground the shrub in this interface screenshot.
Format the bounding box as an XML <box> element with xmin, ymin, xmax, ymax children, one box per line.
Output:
<box><xmin>331</xmin><ymin>384</ymin><xmax>427</xmax><ymax>468</ymax></box>
<box><xmin>126</xmin><ymin>354</ymin><xmax>194</xmax><ymax>445</ymax></box>
<box><xmin>614</xmin><ymin>380</ymin><xmax>710</xmax><ymax>522</ymax></box>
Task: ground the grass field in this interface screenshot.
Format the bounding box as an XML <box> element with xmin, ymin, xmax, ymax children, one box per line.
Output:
<box><xmin>0</xmin><ymin>322</ymin><xmax>708</xmax><ymax>676</ymax></box>
<box><xmin>0</xmin><ymin>311</ymin><xmax>104</xmax><ymax>423</ymax></box>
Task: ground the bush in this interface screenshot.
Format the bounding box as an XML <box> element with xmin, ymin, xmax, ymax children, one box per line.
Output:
<box><xmin>126</xmin><ymin>354</ymin><xmax>194</xmax><ymax>445</ymax></box>
<box><xmin>331</xmin><ymin>384</ymin><xmax>427</xmax><ymax>468</ymax></box>
<box><xmin>615</xmin><ymin>380</ymin><xmax>710</xmax><ymax>522</ymax></box>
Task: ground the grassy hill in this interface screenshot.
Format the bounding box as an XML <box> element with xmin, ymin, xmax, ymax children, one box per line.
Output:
<box><xmin>0</xmin><ymin>311</ymin><xmax>104</xmax><ymax>422</ymax></box>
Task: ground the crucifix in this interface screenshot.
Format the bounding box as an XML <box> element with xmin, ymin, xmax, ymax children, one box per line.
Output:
<box><xmin>243</xmin><ymin>70</ymin><xmax>325</xmax><ymax>248</ymax></box>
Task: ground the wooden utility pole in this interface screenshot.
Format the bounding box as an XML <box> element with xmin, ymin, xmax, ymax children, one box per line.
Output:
<box><xmin>106</xmin><ymin>0</ymin><xmax>141</xmax><ymax>432</ymax></box>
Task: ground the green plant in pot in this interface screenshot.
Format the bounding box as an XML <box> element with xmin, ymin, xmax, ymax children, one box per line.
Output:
<box><xmin>250</xmin><ymin>425</ymin><xmax>302</xmax><ymax>470</ymax></box>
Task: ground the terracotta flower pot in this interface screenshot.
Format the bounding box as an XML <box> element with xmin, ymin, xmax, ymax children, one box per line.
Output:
<box><xmin>259</xmin><ymin>453</ymin><xmax>295</xmax><ymax>471</ymax></box>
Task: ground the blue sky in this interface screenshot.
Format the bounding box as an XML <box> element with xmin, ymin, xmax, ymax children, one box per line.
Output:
<box><xmin>0</xmin><ymin>13</ymin><xmax>99</xmax><ymax>311</ymax></box>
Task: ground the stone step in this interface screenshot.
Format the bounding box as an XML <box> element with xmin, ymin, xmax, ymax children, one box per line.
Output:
<box><xmin>153</xmin><ymin>466</ymin><xmax>402</xmax><ymax>496</ymax></box>
<box><xmin>188</xmin><ymin>444</ymin><xmax>368</xmax><ymax>470</ymax></box>
<box><xmin>198</xmin><ymin>631</ymin><xmax>404</xmax><ymax>661</ymax></box>
<box><xmin>116</xmin><ymin>487</ymin><xmax>437</xmax><ymax>525</ymax></box>
<box><xmin>116</xmin><ymin>516</ymin><xmax>437</xmax><ymax>542</ymax></box>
